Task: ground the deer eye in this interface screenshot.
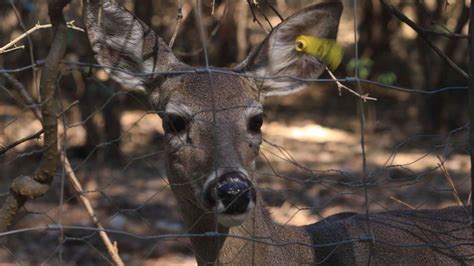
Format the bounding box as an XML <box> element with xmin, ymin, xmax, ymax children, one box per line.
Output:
<box><xmin>163</xmin><ymin>114</ymin><xmax>188</xmax><ymax>134</ymax></box>
<box><xmin>248</xmin><ymin>114</ymin><xmax>263</xmax><ymax>133</ymax></box>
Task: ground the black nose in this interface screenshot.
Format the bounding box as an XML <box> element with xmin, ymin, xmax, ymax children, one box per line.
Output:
<box><xmin>211</xmin><ymin>172</ymin><xmax>255</xmax><ymax>214</ymax></box>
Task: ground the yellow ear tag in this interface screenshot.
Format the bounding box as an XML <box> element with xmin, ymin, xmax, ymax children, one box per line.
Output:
<box><xmin>295</xmin><ymin>35</ymin><xmax>344</xmax><ymax>71</ymax></box>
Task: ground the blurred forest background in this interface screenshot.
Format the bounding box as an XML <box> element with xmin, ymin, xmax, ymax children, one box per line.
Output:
<box><xmin>0</xmin><ymin>0</ymin><xmax>471</xmax><ymax>264</ymax></box>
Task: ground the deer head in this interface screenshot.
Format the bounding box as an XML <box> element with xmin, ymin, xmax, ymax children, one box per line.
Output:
<box><xmin>83</xmin><ymin>0</ymin><xmax>342</xmax><ymax>227</ymax></box>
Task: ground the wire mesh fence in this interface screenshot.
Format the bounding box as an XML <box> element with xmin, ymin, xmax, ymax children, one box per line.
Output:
<box><xmin>0</xmin><ymin>0</ymin><xmax>473</xmax><ymax>264</ymax></box>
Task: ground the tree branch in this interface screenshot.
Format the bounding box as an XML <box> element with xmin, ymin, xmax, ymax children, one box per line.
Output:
<box><xmin>423</xmin><ymin>29</ymin><xmax>467</xmax><ymax>39</ymax></box>
<box><xmin>61</xmin><ymin>152</ymin><xmax>124</xmax><ymax>265</ymax></box>
<box><xmin>0</xmin><ymin>3</ymin><xmax>125</xmax><ymax>262</ymax></box>
<box><xmin>0</xmin><ymin>0</ymin><xmax>71</xmax><ymax>241</ymax></box>
<box><xmin>1</xmin><ymin>72</ymin><xmax>42</xmax><ymax>121</ymax></box>
<box><xmin>0</xmin><ymin>100</ymin><xmax>79</xmax><ymax>155</ymax></box>
<box><xmin>246</xmin><ymin>0</ymin><xmax>269</xmax><ymax>33</ymax></box>
<box><xmin>380</xmin><ymin>0</ymin><xmax>468</xmax><ymax>79</ymax></box>
<box><xmin>326</xmin><ymin>67</ymin><xmax>377</xmax><ymax>102</ymax></box>
<box><xmin>263</xmin><ymin>0</ymin><xmax>283</xmax><ymax>22</ymax></box>
<box><xmin>0</xmin><ymin>20</ymin><xmax>83</xmax><ymax>54</ymax></box>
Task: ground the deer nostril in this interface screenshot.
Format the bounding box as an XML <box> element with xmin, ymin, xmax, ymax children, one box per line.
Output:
<box><xmin>216</xmin><ymin>176</ymin><xmax>254</xmax><ymax>214</ymax></box>
<box><xmin>217</xmin><ymin>180</ymin><xmax>249</xmax><ymax>199</ymax></box>
<box><xmin>203</xmin><ymin>171</ymin><xmax>256</xmax><ymax>214</ymax></box>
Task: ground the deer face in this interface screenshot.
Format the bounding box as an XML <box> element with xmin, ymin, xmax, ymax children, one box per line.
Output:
<box><xmin>152</xmin><ymin>73</ymin><xmax>262</xmax><ymax>226</ymax></box>
<box><xmin>83</xmin><ymin>0</ymin><xmax>342</xmax><ymax>227</ymax></box>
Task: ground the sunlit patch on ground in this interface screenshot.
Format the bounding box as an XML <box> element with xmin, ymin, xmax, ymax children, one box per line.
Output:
<box><xmin>144</xmin><ymin>255</ymin><xmax>197</xmax><ymax>266</ymax></box>
<box><xmin>264</xmin><ymin>122</ymin><xmax>355</xmax><ymax>144</ymax></box>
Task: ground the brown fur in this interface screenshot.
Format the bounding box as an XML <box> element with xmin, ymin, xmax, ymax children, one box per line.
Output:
<box><xmin>308</xmin><ymin>206</ymin><xmax>473</xmax><ymax>264</ymax></box>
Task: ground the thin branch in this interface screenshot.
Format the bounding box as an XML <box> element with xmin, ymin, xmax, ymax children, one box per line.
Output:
<box><xmin>60</xmin><ymin>151</ymin><xmax>124</xmax><ymax>266</ymax></box>
<box><xmin>8</xmin><ymin>0</ymin><xmax>39</xmax><ymax>102</ymax></box>
<box><xmin>0</xmin><ymin>23</ymin><xmax>50</xmax><ymax>54</ymax></box>
<box><xmin>169</xmin><ymin>0</ymin><xmax>188</xmax><ymax>48</ymax></box>
<box><xmin>437</xmin><ymin>156</ymin><xmax>464</xmax><ymax>207</ymax></box>
<box><xmin>1</xmin><ymin>72</ymin><xmax>42</xmax><ymax>119</ymax></box>
<box><xmin>0</xmin><ymin>20</ymin><xmax>84</xmax><ymax>54</ymax></box>
<box><xmin>246</xmin><ymin>0</ymin><xmax>269</xmax><ymax>33</ymax></box>
<box><xmin>169</xmin><ymin>10</ymin><xmax>183</xmax><ymax>48</ymax></box>
<box><xmin>254</xmin><ymin>2</ymin><xmax>273</xmax><ymax>30</ymax></box>
<box><xmin>211</xmin><ymin>0</ymin><xmax>216</xmax><ymax>15</ymax></box>
<box><xmin>0</xmin><ymin>100</ymin><xmax>79</xmax><ymax>156</ymax></box>
<box><xmin>326</xmin><ymin>67</ymin><xmax>377</xmax><ymax>102</ymax></box>
<box><xmin>380</xmin><ymin>0</ymin><xmax>468</xmax><ymax>79</ymax></box>
<box><xmin>389</xmin><ymin>196</ymin><xmax>416</xmax><ymax>210</ymax></box>
<box><xmin>1</xmin><ymin>45</ymin><xmax>25</xmax><ymax>53</ymax></box>
<box><xmin>264</xmin><ymin>0</ymin><xmax>284</xmax><ymax>22</ymax></box>
<box><xmin>423</xmin><ymin>29</ymin><xmax>467</xmax><ymax>39</ymax></box>
<box><xmin>468</xmin><ymin>192</ymin><xmax>472</xmax><ymax>207</ymax></box>
<box><xmin>236</xmin><ymin>1</ymin><xmax>250</xmax><ymax>61</ymax></box>
<box><xmin>0</xmin><ymin>131</ymin><xmax>43</xmax><ymax>155</ymax></box>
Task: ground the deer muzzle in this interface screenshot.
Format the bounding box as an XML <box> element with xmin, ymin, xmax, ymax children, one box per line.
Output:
<box><xmin>203</xmin><ymin>171</ymin><xmax>256</xmax><ymax>227</ymax></box>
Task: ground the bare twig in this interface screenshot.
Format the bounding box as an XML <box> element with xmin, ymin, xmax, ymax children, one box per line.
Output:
<box><xmin>169</xmin><ymin>0</ymin><xmax>190</xmax><ymax>48</ymax></box>
<box><xmin>326</xmin><ymin>67</ymin><xmax>377</xmax><ymax>102</ymax></box>
<box><xmin>0</xmin><ymin>131</ymin><xmax>43</xmax><ymax>155</ymax></box>
<box><xmin>468</xmin><ymin>192</ymin><xmax>472</xmax><ymax>207</ymax></box>
<box><xmin>264</xmin><ymin>0</ymin><xmax>284</xmax><ymax>22</ymax></box>
<box><xmin>423</xmin><ymin>29</ymin><xmax>467</xmax><ymax>39</ymax></box>
<box><xmin>254</xmin><ymin>1</ymin><xmax>273</xmax><ymax>30</ymax></box>
<box><xmin>1</xmin><ymin>72</ymin><xmax>42</xmax><ymax>119</ymax></box>
<box><xmin>8</xmin><ymin>0</ymin><xmax>39</xmax><ymax>102</ymax></box>
<box><xmin>380</xmin><ymin>0</ymin><xmax>468</xmax><ymax>79</ymax></box>
<box><xmin>211</xmin><ymin>0</ymin><xmax>216</xmax><ymax>15</ymax></box>
<box><xmin>1</xmin><ymin>45</ymin><xmax>25</xmax><ymax>54</ymax></box>
<box><xmin>389</xmin><ymin>196</ymin><xmax>416</xmax><ymax>210</ymax></box>
<box><xmin>0</xmin><ymin>23</ymin><xmax>50</xmax><ymax>54</ymax></box>
<box><xmin>0</xmin><ymin>20</ymin><xmax>83</xmax><ymax>54</ymax></box>
<box><xmin>60</xmin><ymin>152</ymin><xmax>124</xmax><ymax>266</ymax></box>
<box><xmin>0</xmin><ymin>100</ymin><xmax>79</xmax><ymax>156</ymax></box>
<box><xmin>169</xmin><ymin>9</ymin><xmax>183</xmax><ymax>48</ymax></box>
<box><xmin>236</xmin><ymin>1</ymin><xmax>249</xmax><ymax>61</ymax></box>
<box><xmin>437</xmin><ymin>156</ymin><xmax>464</xmax><ymax>207</ymax></box>
<box><xmin>246</xmin><ymin>0</ymin><xmax>269</xmax><ymax>33</ymax></box>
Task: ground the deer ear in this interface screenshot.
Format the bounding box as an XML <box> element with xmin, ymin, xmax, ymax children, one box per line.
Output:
<box><xmin>83</xmin><ymin>0</ymin><xmax>185</xmax><ymax>93</ymax></box>
<box><xmin>236</xmin><ymin>1</ymin><xmax>343</xmax><ymax>96</ymax></box>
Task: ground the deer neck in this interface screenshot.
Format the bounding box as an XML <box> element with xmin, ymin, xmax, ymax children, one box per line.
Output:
<box><xmin>172</xmin><ymin>187</ymin><xmax>314</xmax><ymax>265</ymax></box>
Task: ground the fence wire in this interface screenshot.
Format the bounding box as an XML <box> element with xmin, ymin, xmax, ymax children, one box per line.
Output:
<box><xmin>0</xmin><ymin>0</ymin><xmax>473</xmax><ymax>265</ymax></box>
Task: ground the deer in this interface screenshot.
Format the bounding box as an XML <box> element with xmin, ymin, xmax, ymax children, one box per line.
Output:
<box><xmin>82</xmin><ymin>0</ymin><xmax>473</xmax><ymax>264</ymax></box>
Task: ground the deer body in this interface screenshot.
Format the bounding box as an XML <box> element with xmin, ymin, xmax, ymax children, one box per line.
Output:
<box><xmin>308</xmin><ymin>206</ymin><xmax>472</xmax><ymax>265</ymax></box>
<box><xmin>83</xmin><ymin>0</ymin><xmax>473</xmax><ymax>264</ymax></box>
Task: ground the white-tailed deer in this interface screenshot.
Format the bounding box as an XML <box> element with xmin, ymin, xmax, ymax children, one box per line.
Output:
<box><xmin>83</xmin><ymin>0</ymin><xmax>473</xmax><ymax>264</ymax></box>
